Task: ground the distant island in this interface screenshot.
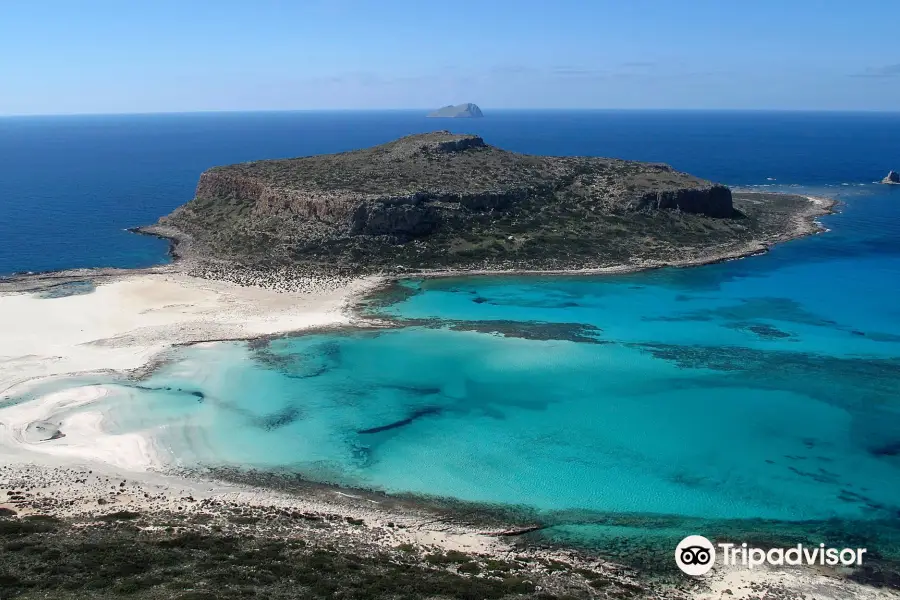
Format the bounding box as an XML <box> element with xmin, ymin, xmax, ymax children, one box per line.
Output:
<box><xmin>427</xmin><ymin>103</ymin><xmax>483</xmax><ymax>118</ymax></box>
<box><xmin>140</xmin><ymin>131</ymin><xmax>832</xmax><ymax>278</ymax></box>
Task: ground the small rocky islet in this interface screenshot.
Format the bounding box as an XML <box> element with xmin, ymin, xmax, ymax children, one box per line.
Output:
<box><xmin>139</xmin><ymin>131</ymin><xmax>830</xmax><ymax>277</ymax></box>
<box><xmin>427</xmin><ymin>103</ymin><xmax>484</xmax><ymax>118</ymax></box>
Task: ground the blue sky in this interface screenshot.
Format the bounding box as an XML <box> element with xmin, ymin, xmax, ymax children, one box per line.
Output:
<box><xmin>2</xmin><ymin>0</ymin><xmax>898</xmax><ymax>115</ymax></box>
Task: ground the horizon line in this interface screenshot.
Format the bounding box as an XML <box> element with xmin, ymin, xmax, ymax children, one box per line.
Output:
<box><xmin>3</xmin><ymin>107</ymin><xmax>900</xmax><ymax>118</ymax></box>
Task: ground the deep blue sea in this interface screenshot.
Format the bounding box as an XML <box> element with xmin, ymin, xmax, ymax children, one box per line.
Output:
<box><xmin>4</xmin><ymin>110</ymin><xmax>900</xmax><ymax>554</ymax></box>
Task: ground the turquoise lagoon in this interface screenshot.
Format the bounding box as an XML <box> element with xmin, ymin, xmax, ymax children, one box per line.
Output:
<box><xmin>20</xmin><ymin>185</ymin><xmax>900</xmax><ymax>554</ymax></box>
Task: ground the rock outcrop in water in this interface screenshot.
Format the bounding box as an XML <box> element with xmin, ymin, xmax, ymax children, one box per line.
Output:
<box><xmin>427</xmin><ymin>103</ymin><xmax>483</xmax><ymax>118</ymax></box>
<box><xmin>883</xmin><ymin>170</ymin><xmax>900</xmax><ymax>184</ymax></box>
<box><xmin>23</xmin><ymin>420</ymin><xmax>64</xmax><ymax>443</ymax></box>
<box><xmin>145</xmin><ymin>132</ymin><xmax>827</xmax><ymax>274</ymax></box>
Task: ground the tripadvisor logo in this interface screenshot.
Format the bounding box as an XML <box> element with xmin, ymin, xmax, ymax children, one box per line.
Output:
<box><xmin>675</xmin><ymin>535</ymin><xmax>867</xmax><ymax>576</ymax></box>
<box><xmin>675</xmin><ymin>535</ymin><xmax>716</xmax><ymax>576</ymax></box>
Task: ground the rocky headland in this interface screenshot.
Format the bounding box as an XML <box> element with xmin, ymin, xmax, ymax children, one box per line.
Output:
<box><xmin>139</xmin><ymin>131</ymin><xmax>832</xmax><ymax>279</ymax></box>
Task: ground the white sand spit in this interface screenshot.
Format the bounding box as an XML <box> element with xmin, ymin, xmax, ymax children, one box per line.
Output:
<box><xmin>0</xmin><ymin>385</ymin><xmax>159</xmax><ymax>471</ymax></box>
<box><xmin>0</xmin><ymin>272</ymin><xmax>379</xmax><ymax>398</ymax></box>
<box><xmin>0</xmin><ymin>271</ymin><xmax>379</xmax><ymax>469</ymax></box>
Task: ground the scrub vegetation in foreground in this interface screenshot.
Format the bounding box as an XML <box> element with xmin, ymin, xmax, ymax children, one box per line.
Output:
<box><xmin>0</xmin><ymin>510</ymin><xmax>648</xmax><ymax>600</ymax></box>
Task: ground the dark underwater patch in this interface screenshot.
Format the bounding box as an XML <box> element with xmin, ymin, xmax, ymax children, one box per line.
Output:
<box><xmin>34</xmin><ymin>280</ymin><xmax>96</xmax><ymax>299</ymax></box>
<box><xmin>852</xmin><ymin>330</ymin><xmax>900</xmax><ymax>343</ymax></box>
<box><xmin>251</xmin><ymin>340</ymin><xmax>343</xmax><ymax>379</ymax></box>
<box><xmin>357</xmin><ymin>407</ymin><xmax>442</xmax><ymax>435</ymax></box>
<box><xmin>642</xmin><ymin>296</ymin><xmax>900</xmax><ymax>345</ymax></box>
<box><xmin>354</xmin><ymin>279</ymin><xmax>422</xmax><ymax>314</ymax></box>
<box><xmin>630</xmin><ymin>342</ymin><xmax>900</xmax><ymax>380</ymax></box>
<box><xmin>835</xmin><ymin>489</ymin><xmax>893</xmax><ymax>514</ymax></box>
<box><xmin>395</xmin><ymin>318</ymin><xmax>604</xmax><ymax>344</ymax></box>
<box><xmin>468</xmin><ymin>296</ymin><xmax>585</xmax><ymax>310</ymax></box>
<box><xmin>786</xmin><ymin>465</ymin><xmax>839</xmax><ymax>485</ymax></box>
<box><xmin>644</xmin><ymin>296</ymin><xmax>838</xmax><ymax>328</ymax></box>
<box><xmin>194</xmin><ymin>393</ymin><xmax>305</xmax><ymax>432</ymax></box>
<box><xmin>130</xmin><ymin>384</ymin><xmax>205</xmax><ymax>401</ymax></box>
<box><xmin>626</xmin><ymin>343</ymin><xmax>900</xmax><ymax>436</ymax></box>
<box><xmin>445</xmin><ymin>320</ymin><xmax>603</xmax><ymax>343</ymax></box>
<box><xmin>644</xmin><ymin>314</ymin><xmax>715</xmax><ymax>322</ymax></box>
<box><xmin>870</xmin><ymin>441</ymin><xmax>900</xmax><ymax>457</ymax></box>
<box><xmin>382</xmin><ymin>384</ymin><xmax>443</xmax><ymax>397</ymax></box>
<box><xmin>257</xmin><ymin>406</ymin><xmax>303</xmax><ymax>431</ymax></box>
<box><xmin>350</xmin><ymin>443</ymin><xmax>374</xmax><ymax>467</ymax></box>
<box><xmin>245</xmin><ymin>337</ymin><xmax>272</xmax><ymax>350</ymax></box>
<box><xmin>724</xmin><ymin>321</ymin><xmax>795</xmax><ymax>340</ymax></box>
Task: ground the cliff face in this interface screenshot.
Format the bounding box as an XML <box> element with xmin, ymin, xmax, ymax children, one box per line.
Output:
<box><xmin>193</xmin><ymin>172</ymin><xmax>361</xmax><ymax>225</ymax></box>
<box><xmin>187</xmin><ymin>164</ymin><xmax>732</xmax><ymax>240</ymax></box>
<box><xmin>631</xmin><ymin>185</ymin><xmax>734</xmax><ymax>218</ymax></box>
<box><xmin>155</xmin><ymin>132</ymin><xmax>780</xmax><ymax>273</ymax></box>
<box><xmin>189</xmin><ymin>170</ymin><xmax>544</xmax><ymax>237</ymax></box>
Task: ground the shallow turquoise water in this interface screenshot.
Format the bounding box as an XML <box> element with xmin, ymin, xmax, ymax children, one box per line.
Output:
<box><xmin>115</xmin><ymin>328</ymin><xmax>898</xmax><ymax>523</ymax></box>
<box><xmin>16</xmin><ymin>184</ymin><xmax>900</xmax><ymax>552</ymax></box>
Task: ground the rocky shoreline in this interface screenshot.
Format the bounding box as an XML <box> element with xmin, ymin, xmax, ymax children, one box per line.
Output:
<box><xmin>4</xmin><ymin>458</ymin><xmax>898</xmax><ymax>599</ymax></box>
<box><xmin>123</xmin><ymin>192</ymin><xmax>836</xmax><ymax>296</ymax></box>
<box><xmin>0</xmin><ymin>463</ymin><xmax>649</xmax><ymax>600</ymax></box>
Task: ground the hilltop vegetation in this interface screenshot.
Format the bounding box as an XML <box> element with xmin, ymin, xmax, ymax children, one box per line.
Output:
<box><xmin>146</xmin><ymin>132</ymin><xmax>825</xmax><ymax>274</ymax></box>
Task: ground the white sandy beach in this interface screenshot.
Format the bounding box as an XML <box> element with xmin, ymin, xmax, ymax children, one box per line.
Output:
<box><xmin>0</xmin><ymin>271</ymin><xmax>378</xmax><ymax>395</ymax></box>
<box><xmin>0</xmin><ymin>271</ymin><xmax>380</xmax><ymax>469</ymax></box>
<box><xmin>0</xmin><ymin>384</ymin><xmax>163</xmax><ymax>471</ymax></box>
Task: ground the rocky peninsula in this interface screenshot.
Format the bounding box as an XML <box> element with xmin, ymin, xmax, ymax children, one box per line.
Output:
<box><xmin>140</xmin><ymin>131</ymin><xmax>831</xmax><ymax>281</ymax></box>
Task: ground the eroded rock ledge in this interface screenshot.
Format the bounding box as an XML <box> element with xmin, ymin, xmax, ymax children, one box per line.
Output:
<box><xmin>147</xmin><ymin>132</ymin><xmax>823</xmax><ymax>274</ymax></box>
